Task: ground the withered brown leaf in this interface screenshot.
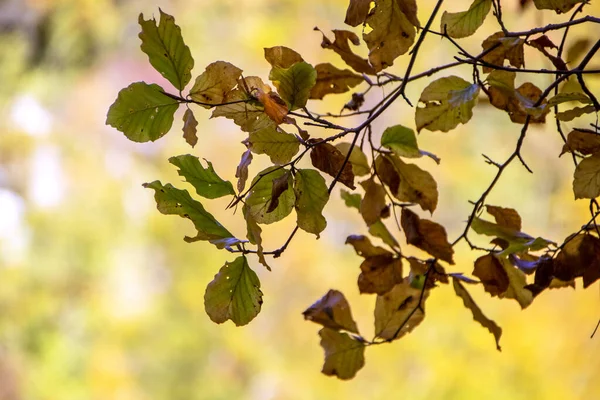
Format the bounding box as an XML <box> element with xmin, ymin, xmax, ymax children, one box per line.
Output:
<box><xmin>401</xmin><ymin>208</ymin><xmax>454</xmax><ymax>264</ymax></box>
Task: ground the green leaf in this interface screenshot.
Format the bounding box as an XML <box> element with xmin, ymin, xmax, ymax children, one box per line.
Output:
<box><xmin>319</xmin><ymin>328</ymin><xmax>365</xmax><ymax>380</ymax></box>
<box><xmin>294</xmin><ymin>169</ymin><xmax>329</xmax><ymax>237</ymax></box>
<box><xmin>269</xmin><ymin>61</ymin><xmax>317</xmax><ymax>110</ymax></box>
<box><xmin>533</xmin><ymin>0</ymin><xmax>584</xmax><ymax>13</ymax></box>
<box><xmin>375</xmin><ymin>155</ymin><xmax>438</xmax><ymax>213</ymax></box>
<box><xmin>189</xmin><ymin>61</ymin><xmax>243</xmax><ymax>107</ymax></box>
<box><xmin>106</xmin><ymin>82</ymin><xmax>179</xmax><ymax>142</ymax></box>
<box><xmin>341</xmin><ymin>189</ymin><xmax>361</xmax><ymax>209</ymax></box>
<box><xmin>309</xmin><ymin>63</ymin><xmax>364</xmax><ymax>100</ymax></box>
<box><xmin>452</xmin><ymin>278</ymin><xmax>502</xmax><ymax>351</ymax></box>
<box><xmin>381</xmin><ymin>124</ymin><xmax>420</xmax><ymax>157</ymax></box>
<box><xmin>243</xmin><ymin>205</ymin><xmax>270</xmax><ymax>271</ymax></box>
<box><xmin>143</xmin><ymin>180</ymin><xmax>235</xmax><ymax>247</ymax></box>
<box><xmin>245</xmin><ymin>167</ymin><xmax>295</xmax><ymax>224</ymax></box>
<box><xmin>416</xmin><ymin>76</ymin><xmax>480</xmax><ymax>132</ymax></box>
<box><xmin>440</xmin><ymin>0</ymin><xmax>492</xmax><ymax>39</ymax></box>
<box><xmin>547</xmin><ymin>92</ymin><xmax>592</xmax><ymax>107</ymax></box>
<box><xmin>573</xmin><ymin>152</ymin><xmax>600</xmax><ymax>199</ymax></box>
<box><xmin>363</xmin><ymin>0</ymin><xmax>417</xmax><ymax>72</ymax></box>
<box><xmin>335</xmin><ymin>142</ymin><xmax>370</xmax><ymax>176</ymax></box>
<box><xmin>204</xmin><ymin>256</ymin><xmax>263</xmax><ymax>326</ymax></box>
<box><xmin>138</xmin><ymin>9</ymin><xmax>194</xmax><ymax>91</ymax></box>
<box><xmin>368</xmin><ymin>220</ymin><xmax>401</xmax><ymax>250</ymax></box>
<box><xmin>168</xmin><ymin>155</ymin><xmax>235</xmax><ymax>199</ymax></box>
<box><xmin>374</xmin><ymin>279</ymin><xmax>428</xmax><ymax>341</ymax></box>
<box><xmin>245</xmin><ymin>126</ymin><xmax>300</xmax><ymax>165</ymax></box>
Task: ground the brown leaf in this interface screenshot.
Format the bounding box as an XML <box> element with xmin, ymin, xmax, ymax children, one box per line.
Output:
<box><xmin>485</xmin><ymin>205</ymin><xmax>522</xmax><ymax>231</ymax></box>
<box><xmin>358</xmin><ymin>255</ymin><xmax>403</xmax><ymax>295</ymax></box>
<box><xmin>407</xmin><ymin>257</ymin><xmax>448</xmax><ymax>288</ymax></box>
<box><xmin>303</xmin><ymin>289</ymin><xmax>360</xmax><ymax>334</ymax></box>
<box><xmin>182</xmin><ymin>108</ymin><xmax>198</xmax><ymax>147</ymax></box>
<box><xmin>346</xmin><ymin>235</ymin><xmax>393</xmax><ymax>258</ymax></box>
<box><xmin>397</xmin><ymin>0</ymin><xmax>421</xmax><ymax>29</ymax></box>
<box><xmin>488</xmin><ymin>80</ymin><xmax>548</xmax><ymax>124</ymax></box>
<box><xmin>375</xmin><ymin>155</ymin><xmax>438</xmax><ymax>213</ymax></box>
<box><xmin>316</xmin><ymin>28</ymin><xmax>376</xmax><ymax>75</ymax></box>
<box><xmin>264</xmin><ymin>46</ymin><xmax>304</xmax><ymax>69</ymax></box>
<box><xmin>254</xmin><ymin>87</ymin><xmax>289</xmax><ymax>125</ymax></box>
<box><xmin>243</xmin><ymin>205</ymin><xmax>270</xmax><ymax>270</ymax></box>
<box><xmin>310</xmin><ymin>141</ymin><xmax>355</xmax><ymax>189</ymax></box>
<box><xmin>343</xmin><ymin>92</ymin><xmax>366</xmax><ymax>111</ymax></box>
<box><xmin>266</xmin><ymin>171</ymin><xmax>291</xmax><ymax>213</ymax></box>
<box><xmin>344</xmin><ymin>0</ymin><xmax>371</xmax><ymax>27</ymax></box>
<box><xmin>473</xmin><ymin>254</ymin><xmax>509</xmax><ymax>296</ymax></box>
<box><xmin>401</xmin><ymin>208</ymin><xmax>454</xmax><ymax>264</ymax></box>
<box><xmin>235</xmin><ymin>149</ymin><xmax>253</xmax><ymax>192</ymax></box>
<box><xmin>530</xmin><ymin>35</ymin><xmax>557</xmax><ymax>50</ymax></box>
<box><xmin>482</xmin><ymin>32</ymin><xmax>525</xmax><ymax>73</ymax></box>
<box><xmin>309</xmin><ymin>63</ymin><xmax>364</xmax><ymax>100</ymax></box>
<box><xmin>554</xmin><ymin>234</ymin><xmax>600</xmax><ymax>288</ymax></box>
<box><xmin>452</xmin><ymin>278</ymin><xmax>502</xmax><ymax>351</ymax></box>
<box><xmin>363</xmin><ymin>0</ymin><xmax>416</xmax><ymax>72</ymax></box>
<box><xmin>360</xmin><ymin>177</ymin><xmax>387</xmax><ymax>226</ymax></box>
<box><xmin>374</xmin><ymin>279</ymin><xmax>428</xmax><ymax>341</ymax></box>
<box><xmin>560</xmin><ymin>129</ymin><xmax>600</xmax><ymax>156</ymax></box>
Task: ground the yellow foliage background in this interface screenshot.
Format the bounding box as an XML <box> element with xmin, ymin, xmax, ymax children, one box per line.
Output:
<box><xmin>0</xmin><ymin>0</ymin><xmax>599</xmax><ymax>399</ymax></box>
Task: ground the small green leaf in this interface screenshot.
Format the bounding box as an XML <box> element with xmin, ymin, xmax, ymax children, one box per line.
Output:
<box><xmin>106</xmin><ymin>82</ymin><xmax>179</xmax><ymax>142</ymax></box>
<box><xmin>319</xmin><ymin>328</ymin><xmax>365</xmax><ymax>380</ymax></box>
<box><xmin>189</xmin><ymin>61</ymin><xmax>242</xmax><ymax>107</ymax></box>
<box><xmin>294</xmin><ymin>169</ymin><xmax>330</xmax><ymax>237</ymax></box>
<box><xmin>470</xmin><ymin>217</ymin><xmax>554</xmax><ymax>255</ymax></box>
<box><xmin>416</xmin><ymin>76</ymin><xmax>480</xmax><ymax>132</ymax></box>
<box><xmin>440</xmin><ymin>0</ymin><xmax>492</xmax><ymax>39</ymax></box>
<box><xmin>138</xmin><ymin>9</ymin><xmax>194</xmax><ymax>91</ymax></box>
<box><xmin>246</xmin><ymin>126</ymin><xmax>300</xmax><ymax>165</ymax></box>
<box><xmin>169</xmin><ymin>155</ymin><xmax>235</xmax><ymax>199</ymax></box>
<box><xmin>269</xmin><ymin>61</ymin><xmax>317</xmax><ymax>110</ymax></box>
<box><xmin>573</xmin><ymin>152</ymin><xmax>600</xmax><ymax>199</ymax></box>
<box><xmin>381</xmin><ymin>124</ymin><xmax>420</xmax><ymax>158</ymax></box>
<box><xmin>204</xmin><ymin>256</ymin><xmax>263</xmax><ymax>326</ymax></box>
<box><xmin>143</xmin><ymin>180</ymin><xmax>234</xmax><ymax>247</ymax></box>
<box><xmin>368</xmin><ymin>220</ymin><xmax>400</xmax><ymax>250</ymax></box>
<box><xmin>245</xmin><ymin>167</ymin><xmax>295</xmax><ymax>224</ymax></box>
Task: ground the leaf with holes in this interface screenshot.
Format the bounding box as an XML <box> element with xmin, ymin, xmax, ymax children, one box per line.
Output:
<box><xmin>189</xmin><ymin>61</ymin><xmax>242</xmax><ymax>107</ymax></box>
<box><xmin>169</xmin><ymin>154</ymin><xmax>235</xmax><ymax>199</ymax></box>
<box><xmin>245</xmin><ymin>167</ymin><xmax>295</xmax><ymax>224</ymax></box>
<box><xmin>310</xmin><ymin>63</ymin><xmax>364</xmax><ymax>100</ymax></box>
<box><xmin>106</xmin><ymin>82</ymin><xmax>179</xmax><ymax>142</ymax></box>
<box><xmin>363</xmin><ymin>0</ymin><xmax>417</xmax><ymax>72</ymax></box>
<box><xmin>440</xmin><ymin>0</ymin><xmax>492</xmax><ymax>39</ymax></box>
<box><xmin>294</xmin><ymin>169</ymin><xmax>329</xmax><ymax>237</ymax></box>
<box><xmin>204</xmin><ymin>256</ymin><xmax>263</xmax><ymax>326</ymax></box>
<box><xmin>416</xmin><ymin>76</ymin><xmax>480</xmax><ymax>133</ymax></box>
<box><xmin>138</xmin><ymin>9</ymin><xmax>194</xmax><ymax>91</ymax></box>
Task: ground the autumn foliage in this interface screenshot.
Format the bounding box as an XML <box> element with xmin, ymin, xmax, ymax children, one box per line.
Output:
<box><xmin>107</xmin><ymin>0</ymin><xmax>600</xmax><ymax>379</ymax></box>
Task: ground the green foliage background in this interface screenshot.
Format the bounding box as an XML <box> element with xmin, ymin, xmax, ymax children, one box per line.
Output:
<box><xmin>0</xmin><ymin>0</ymin><xmax>599</xmax><ymax>398</ymax></box>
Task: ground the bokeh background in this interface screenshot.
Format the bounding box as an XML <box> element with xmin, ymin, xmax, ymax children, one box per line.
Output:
<box><xmin>0</xmin><ymin>0</ymin><xmax>599</xmax><ymax>399</ymax></box>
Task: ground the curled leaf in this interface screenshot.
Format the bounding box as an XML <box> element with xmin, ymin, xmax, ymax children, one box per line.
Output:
<box><xmin>303</xmin><ymin>289</ymin><xmax>359</xmax><ymax>333</ymax></box>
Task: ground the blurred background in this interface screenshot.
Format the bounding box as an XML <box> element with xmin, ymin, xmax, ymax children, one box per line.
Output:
<box><xmin>0</xmin><ymin>0</ymin><xmax>599</xmax><ymax>399</ymax></box>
